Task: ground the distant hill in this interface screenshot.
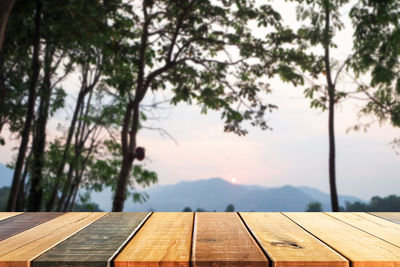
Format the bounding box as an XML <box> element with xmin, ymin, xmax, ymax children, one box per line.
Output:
<box><xmin>118</xmin><ymin>177</ymin><xmax>363</xmax><ymax>212</ymax></box>
<box><xmin>0</xmin><ymin>163</ymin><xmax>363</xmax><ymax>212</ymax></box>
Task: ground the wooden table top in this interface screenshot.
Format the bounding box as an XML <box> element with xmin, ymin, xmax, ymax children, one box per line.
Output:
<box><xmin>0</xmin><ymin>212</ymin><xmax>399</xmax><ymax>267</ymax></box>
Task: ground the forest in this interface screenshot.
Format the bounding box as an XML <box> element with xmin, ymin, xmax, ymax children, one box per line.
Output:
<box><xmin>0</xmin><ymin>0</ymin><xmax>399</xmax><ymax>212</ymax></box>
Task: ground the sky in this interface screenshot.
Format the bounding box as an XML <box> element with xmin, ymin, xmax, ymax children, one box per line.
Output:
<box><xmin>1</xmin><ymin>1</ymin><xmax>399</xmax><ymax>201</ymax></box>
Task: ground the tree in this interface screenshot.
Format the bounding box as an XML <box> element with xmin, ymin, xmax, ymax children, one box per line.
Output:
<box><xmin>225</xmin><ymin>204</ymin><xmax>235</xmax><ymax>212</ymax></box>
<box><xmin>195</xmin><ymin>208</ymin><xmax>207</xmax><ymax>212</ymax></box>
<box><xmin>27</xmin><ymin>0</ymin><xmax>76</xmax><ymax>211</ymax></box>
<box><xmin>345</xmin><ymin>195</ymin><xmax>400</xmax><ymax>212</ymax></box>
<box><xmin>0</xmin><ymin>0</ymin><xmax>16</xmax><ymax>53</ymax></box>
<box><xmin>4</xmin><ymin>0</ymin><xmax>155</xmax><ymax>212</ymax></box>
<box><xmin>269</xmin><ymin>0</ymin><xmax>350</xmax><ymax>211</ymax></box>
<box><xmin>0</xmin><ymin>0</ymin><xmax>16</xmax><ymax>136</ymax></box>
<box><xmin>7</xmin><ymin>0</ymin><xmax>42</xmax><ymax>211</ymax></box>
<box><xmin>350</xmin><ymin>0</ymin><xmax>400</xmax><ymax>131</ymax></box>
<box><xmin>110</xmin><ymin>0</ymin><xmax>281</xmax><ymax>212</ymax></box>
<box><xmin>306</xmin><ymin>201</ymin><xmax>322</xmax><ymax>212</ymax></box>
<box><xmin>182</xmin><ymin>207</ymin><xmax>192</xmax><ymax>212</ymax></box>
<box><xmin>44</xmin><ymin>0</ymin><xmax>117</xmax><ymax>212</ymax></box>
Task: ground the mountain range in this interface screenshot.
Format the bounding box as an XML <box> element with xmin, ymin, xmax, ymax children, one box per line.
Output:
<box><xmin>0</xmin><ymin>163</ymin><xmax>363</xmax><ymax>211</ymax></box>
<box><xmin>91</xmin><ymin>177</ymin><xmax>363</xmax><ymax>212</ymax></box>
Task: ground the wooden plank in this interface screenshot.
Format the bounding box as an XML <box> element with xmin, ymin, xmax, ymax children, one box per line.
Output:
<box><xmin>193</xmin><ymin>212</ymin><xmax>268</xmax><ymax>267</ymax></box>
<box><xmin>0</xmin><ymin>212</ymin><xmax>64</xmax><ymax>242</ymax></box>
<box><xmin>327</xmin><ymin>212</ymin><xmax>400</xmax><ymax>248</ymax></box>
<box><xmin>240</xmin><ymin>212</ymin><xmax>348</xmax><ymax>267</ymax></box>
<box><xmin>284</xmin><ymin>212</ymin><xmax>400</xmax><ymax>267</ymax></box>
<box><xmin>0</xmin><ymin>212</ymin><xmax>106</xmax><ymax>267</ymax></box>
<box><xmin>369</xmin><ymin>212</ymin><xmax>400</xmax><ymax>225</ymax></box>
<box><xmin>0</xmin><ymin>212</ymin><xmax>22</xmax><ymax>221</ymax></box>
<box><xmin>114</xmin><ymin>212</ymin><xmax>193</xmax><ymax>267</ymax></box>
<box><xmin>33</xmin><ymin>212</ymin><xmax>149</xmax><ymax>267</ymax></box>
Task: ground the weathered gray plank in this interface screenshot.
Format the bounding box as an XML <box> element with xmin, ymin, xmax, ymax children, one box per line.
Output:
<box><xmin>0</xmin><ymin>212</ymin><xmax>64</xmax><ymax>242</ymax></box>
<box><xmin>32</xmin><ymin>212</ymin><xmax>150</xmax><ymax>267</ymax></box>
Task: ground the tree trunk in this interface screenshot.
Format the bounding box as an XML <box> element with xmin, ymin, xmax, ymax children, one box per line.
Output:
<box><xmin>16</xmin><ymin>155</ymin><xmax>30</xmax><ymax>211</ymax></box>
<box><xmin>0</xmin><ymin>0</ymin><xmax>14</xmax><ymax>134</ymax></box>
<box><xmin>6</xmin><ymin>0</ymin><xmax>42</xmax><ymax>212</ymax></box>
<box><xmin>0</xmin><ymin>52</ymin><xmax>6</xmax><ymax>134</ymax></box>
<box><xmin>63</xmin><ymin>168</ymin><xmax>80</xmax><ymax>212</ymax></box>
<box><xmin>27</xmin><ymin>44</ymin><xmax>53</xmax><ymax>211</ymax></box>
<box><xmin>58</xmin><ymin>86</ymin><xmax>92</xmax><ymax>211</ymax></box>
<box><xmin>328</xmin><ymin>90</ymin><xmax>339</xmax><ymax>211</ymax></box>
<box><xmin>57</xmin><ymin>153</ymin><xmax>78</xmax><ymax>211</ymax></box>
<box><xmin>323</xmin><ymin>0</ymin><xmax>339</xmax><ymax>212</ymax></box>
<box><xmin>68</xmin><ymin>184</ymin><xmax>79</xmax><ymax>212</ymax></box>
<box><xmin>112</xmin><ymin>155</ymin><xmax>134</xmax><ymax>212</ymax></box>
<box><xmin>0</xmin><ymin>0</ymin><xmax>15</xmax><ymax>53</ymax></box>
<box><xmin>112</xmin><ymin>2</ymin><xmax>150</xmax><ymax>212</ymax></box>
<box><xmin>112</xmin><ymin>102</ymin><xmax>139</xmax><ymax>212</ymax></box>
<box><xmin>63</xmin><ymin>180</ymin><xmax>75</xmax><ymax>212</ymax></box>
<box><xmin>45</xmin><ymin>90</ymin><xmax>85</xmax><ymax>211</ymax></box>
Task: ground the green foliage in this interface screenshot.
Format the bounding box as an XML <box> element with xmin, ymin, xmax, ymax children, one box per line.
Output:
<box><xmin>182</xmin><ymin>207</ymin><xmax>192</xmax><ymax>212</ymax></box>
<box><xmin>82</xmin><ymin>139</ymin><xmax>158</xmax><ymax>205</ymax></box>
<box><xmin>305</xmin><ymin>201</ymin><xmax>322</xmax><ymax>212</ymax></box>
<box><xmin>72</xmin><ymin>202</ymin><xmax>103</xmax><ymax>212</ymax></box>
<box><xmin>267</xmin><ymin>0</ymin><xmax>349</xmax><ymax>108</ymax></box>
<box><xmin>225</xmin><ymin>203</ymin><xmax>235</xmax><ymax>212</ymax></box>
<box><xmin>195</xmin><ymin>208</ymin><xmax>207</xmax><ymax>212</ymax></box>
<box><xmin>350</xmin><ymin>0</ymin><xmax>400</xmax><ymax>127</ymax></box>
<box><xmin>345</xmin><ymin>195</ymin><xmax>400</xmax><ymax>212</ymax></box>
<box><xmin>104</xmin><ymin>0</ymin><xmax>284</xmax><ymax>136</ymax></box>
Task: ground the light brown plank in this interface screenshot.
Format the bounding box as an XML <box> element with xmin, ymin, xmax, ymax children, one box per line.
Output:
<box><xmin>0</xmin><ymin>212</ymin><xmax>106</xmax><ymax>267</ymax></box>
<box><xmin>241</xmin><ymin>212</ymin><xmax>348</xmax><ymax>267</ymax></box>
<box><xmin>114</xmin><ymin>212</ymin><xmax>193</xmax><ymax>267</ymax></box>
<box><xmin>284</xmin><ymin>212</ymin><xmax>400</xmax><ymax>267</ymax></box>
<box><xmin>369</xmin><ymin>212</ymin><xmax>400</xmax><ymax>225</ymax></box>
<box><xmin>326</xmin><ymin>212</ymin><xmax>400</xmax><ymax>248</ymax></box>
<box><xmin>193</xmin><ymin>212</ymin><xmax>268</xmax><ymax>267</ymax></box>
<box><xmin>0</xmin><ymin>213</ymin><xmax>22</xmax><ymax>221</ymax></box>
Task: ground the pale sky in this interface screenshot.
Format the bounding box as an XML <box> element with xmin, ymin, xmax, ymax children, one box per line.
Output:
<box><xmin>1</xmin><ymin>0</ymin><xmax>399</xmax><ymax>201</ymax></box>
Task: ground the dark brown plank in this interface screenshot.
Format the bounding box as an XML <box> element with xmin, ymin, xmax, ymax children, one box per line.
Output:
<box><xmin>0</xmin><ymin>212</ymin><xmax>64</xmax><ymax>242</ymax></box>
<box><xmin>33</xmin><ymin>212</ymin><xmax>150</xmax><ymax>267</ymax></box>
<box><xmin>192</xmin><ymin>212</ymin><xmax>268</xmax><ymax>267</ymax></box>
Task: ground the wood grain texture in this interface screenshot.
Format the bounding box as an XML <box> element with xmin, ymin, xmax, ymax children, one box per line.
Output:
<box><xmin>240</xmin><ymin>212</ymin><xmax>348</xmax><ymax>267</ymax></box>
<box><xmin>327</xmin><ymin>212</ymin><xmax>400</xmax><ymax>248</ymax></box>
<box><xmin>284</xmin><ymin>212</ymin><xmax>400</xmax><ymax>267</ymax></box>
<box><xmin>33</xmin><ymin>212</ymin><xmax>149</xmax><ymax>267</ymax></box>
<box><xmin>193</xmin><ymin>212</ymin><xmax>268</xmax><ymax>267</ymax></box>
<box><xmin>0</xmin><ymin>212</ymin><xmax>22</xmax><ymax>221</ymax></box>
<box><xmin>369</xmin><ymin>212</ymin><xmax>400</xmax><ymax>225</ymax></box>
<box><xmin>0</xmin><ymin>212</ymin><xmax>106</xmax><ymax>267</ymax></box>
<box><xmin>0</xmin><ymin>212</ymin><xmax>64</xmax><ymax>242</ymax></box>
<box><xmin>114</xmin><ymin>212</ymin><xmax>193</xmax><ymax>267</ymax></box>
